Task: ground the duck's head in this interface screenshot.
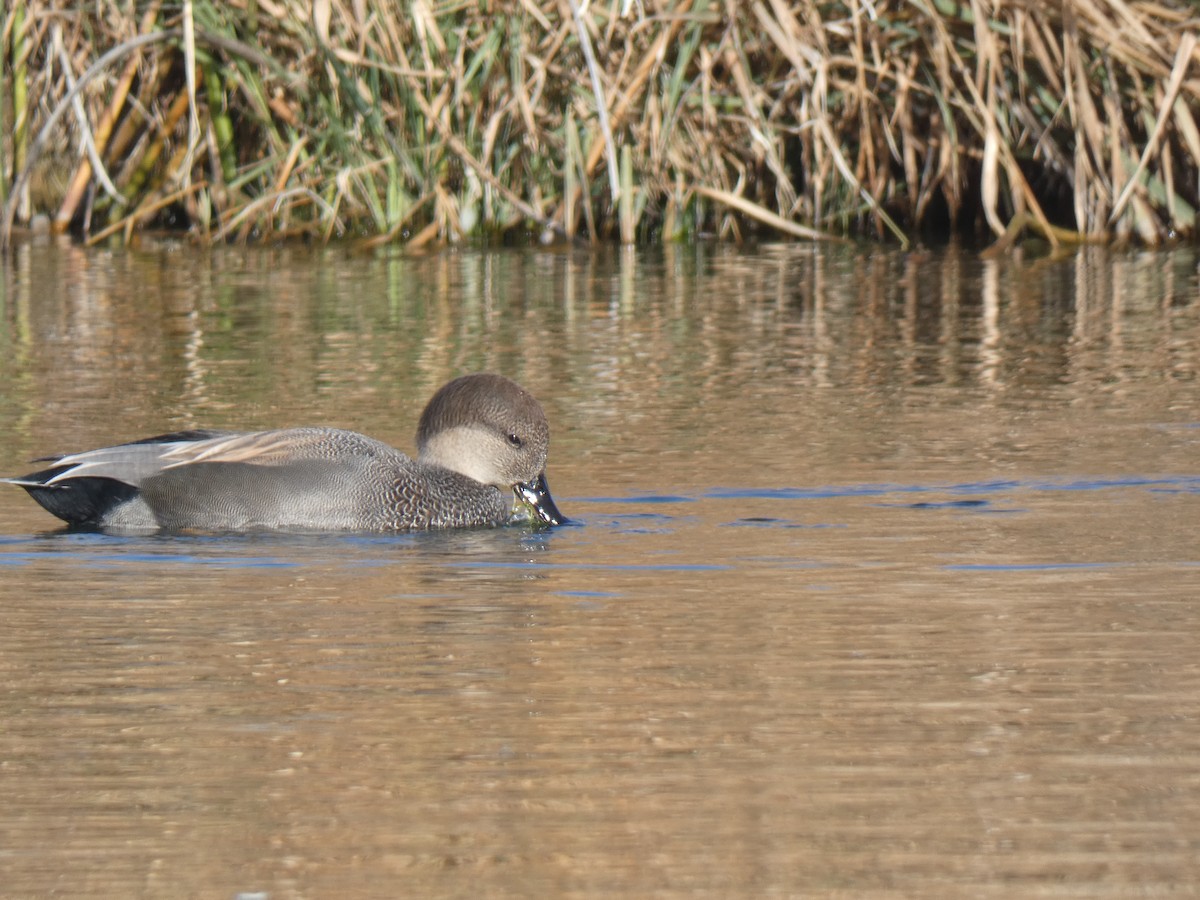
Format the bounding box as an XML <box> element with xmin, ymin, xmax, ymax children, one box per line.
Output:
<box><xmin>416</xmin><ymin>373</ymin><xmax>566</xmax><ymax>526</ymax></box>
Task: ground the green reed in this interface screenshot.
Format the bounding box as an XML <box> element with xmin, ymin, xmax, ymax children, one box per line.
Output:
<box><xmin>1</xmin><ymin>0</ymin><xmax>1198</xmax><ymax>249</ymax></box>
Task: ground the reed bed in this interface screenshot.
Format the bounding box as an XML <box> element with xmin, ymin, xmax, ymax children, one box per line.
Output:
<box><xmin>2</xmin><ymin>0</ymin><xmax>1199</xmax><ymax>248</ymax></box>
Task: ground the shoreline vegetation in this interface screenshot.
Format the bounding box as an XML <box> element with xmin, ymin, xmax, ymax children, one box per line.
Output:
<box><xmin>1</xmin><ymin>1</ymin><xmax>1199</xmax><ymax>250</ymax></box>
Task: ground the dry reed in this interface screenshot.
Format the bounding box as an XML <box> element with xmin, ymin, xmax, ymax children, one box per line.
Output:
<box><xmin>2</xmin><ymin>0</ymin><xmax>1199</xmax><ymax>248</ymax></box>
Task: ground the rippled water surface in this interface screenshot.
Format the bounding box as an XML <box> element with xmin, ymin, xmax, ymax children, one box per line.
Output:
<box><xmin>2</xmin><ymin>241</ymin><xmax>1199</xmax><ymax>897</ymax></box>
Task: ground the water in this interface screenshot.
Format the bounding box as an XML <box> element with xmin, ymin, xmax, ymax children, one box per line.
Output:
<box><xmin>1</xmin><ymin>240</ymin><xmax>1199</xmax><ymax>897</ymax></box>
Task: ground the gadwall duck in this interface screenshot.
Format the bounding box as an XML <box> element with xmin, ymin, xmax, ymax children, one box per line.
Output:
<box><xmin>4</xmin><ymin>373</ymin><xmax>565</xmax><ymax>532</ymax></box>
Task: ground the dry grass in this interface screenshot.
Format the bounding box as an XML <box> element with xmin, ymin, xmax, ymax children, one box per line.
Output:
<box><xmin>2</xmin><ymin>0</ymin><xmax>1199</xmax><ymax>248</ymax></box>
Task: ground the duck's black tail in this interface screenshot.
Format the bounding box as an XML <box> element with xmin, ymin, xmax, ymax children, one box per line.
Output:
<box><xmin>3</xmin><ymin>467</ymin><xmax>140</xmax><ymax>527</ymax></box>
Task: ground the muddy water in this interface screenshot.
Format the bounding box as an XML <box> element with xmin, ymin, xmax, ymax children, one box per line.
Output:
<box><xmin>1</xmin><ymin>241</ymin><xmax>1198</xmax><ymax>897</ymax></box>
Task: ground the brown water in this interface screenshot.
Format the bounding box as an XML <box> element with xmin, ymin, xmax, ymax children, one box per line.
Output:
<box><xmin>1</xmin><ymin>240</ymin><xmax>1199</xmax><ymax>898</ymax></box>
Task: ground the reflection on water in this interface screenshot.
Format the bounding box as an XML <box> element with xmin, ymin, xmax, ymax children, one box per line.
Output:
<box><xmin>1</xmin><ymin>241</ymin><xmax>1199</xmax><ymax>897</ymax></box>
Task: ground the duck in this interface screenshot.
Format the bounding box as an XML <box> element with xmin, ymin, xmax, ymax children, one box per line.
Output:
<box><xmin>3</xmin><ymin>373</ymin><xmax>565</xmax><ymax>532</ymax></box>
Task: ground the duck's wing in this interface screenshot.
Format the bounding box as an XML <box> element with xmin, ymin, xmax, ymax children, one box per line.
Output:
<box><xmin>138</xmin><ymin>429</ymin><xmax>417</xmax><ymax>531</ymax></box>
<box><xmin>5</xmin><ymin>428</ymin><xmax>413</xmax><ymax>530</ymax></box>
<box><xmin>156</xmin><ymin>428</ymin><xmax>405</xmax><ymax>468</ymax></box>
<box><xmin>6</xmin><ymin>430</ymin><xmax>237</xmax><ymax>489</ymax></box>
<box><xmin>2</xmin><ymin>430</ymin><xmax>234</xmax><ymax>528</ymax></box>
<box><xmin>13</xmin><ymin>428</ymin><xmax>406</xmax><ymax>490</ymax></box>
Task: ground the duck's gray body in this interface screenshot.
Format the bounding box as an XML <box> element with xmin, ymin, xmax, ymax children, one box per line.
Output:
<box><xmin>4</xmin><ymin>374</ymin><xmax>565</xmax><ymax>533</ymax></box>
<box><xmin>13</xmin><ymin>428</ymin><xmax>516</xmax><ymax>531</ymax></box>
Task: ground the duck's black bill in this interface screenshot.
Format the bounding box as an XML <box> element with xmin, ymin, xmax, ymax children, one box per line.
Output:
<box><xmin>515</xmin><ymin>473</ymin><xmax>567</xmax><ymax>526</ymax></box>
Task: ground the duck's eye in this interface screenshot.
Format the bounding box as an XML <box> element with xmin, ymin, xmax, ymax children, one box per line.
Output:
<box><xmin>507</xmin><ymin>433</ymin><xmax>522</xmax><ymax>448</ymax></box>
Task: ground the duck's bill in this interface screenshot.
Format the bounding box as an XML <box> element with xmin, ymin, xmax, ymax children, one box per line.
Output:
<box><xmin>513</xmin><ymin>472</ymin><xmax>567</xmax><ymax>527</ymax></box>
